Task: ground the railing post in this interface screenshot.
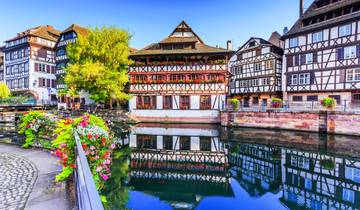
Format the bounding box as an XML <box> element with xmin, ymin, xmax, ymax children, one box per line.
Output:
<box><xmin>344</xmin><ymin>99</ymin><xmax>347</xmax><ymax>112</ymax></box>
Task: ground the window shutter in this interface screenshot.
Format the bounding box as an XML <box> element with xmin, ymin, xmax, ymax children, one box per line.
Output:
<box><xmin>46</xmin><ymin>65</ymin><xmax>50</xmax><ymax>73</ymax></box>
<box><xmin>339</xmin><ymin>69</ymin><xmax>346</xmax><ymax>83</ymax></box>
<box><xmin>300</xmin><ymin>54</ymin><xmax>306</xmax><ymax>65</ymax></box>
<box><xmin>39</xmin><ymin>78</ymin><xmax>42</xmax><ymax>87</ymax></box>
<box><xmin>337</xmin><ymin>48</ymin><xmax>344</xmax><ymax>60</ymax></box>
<box><xmin>294</xmin><ymin>55</ymin><xmax>300</xmax><ymax>66</ymax></box>
<box><xmin>287</xmin><ymin>56</ymin><xmax>293</xmax><ymax>67</ymax></box>
<box><xmin>357</xmin><ymin>45</ymin><xmax>360</xmax><ymax>58</ymax></box>
<box><xmin>287</xmin><ymin>75</ymin><xmax>291</xmax><ymax>85</ymax></box>
<box><xmin>310</xmin><ymin>72</ymin><xmax>315</xmax><ymax>84</ymax></box>
<box><xmin>313</xmin><ymin>52</ymin><xmax>318</xmax><ymax>63</ymax></box>
<box><xmin>35</xmin><ymin>63</ymin><xmax>39</xmax><ymax>72</ymax></box>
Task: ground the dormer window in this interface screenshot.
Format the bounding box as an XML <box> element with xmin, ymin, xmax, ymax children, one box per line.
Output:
<box><xmin>249</xmin><ymin>41</ymin><xmax>256</xmax><ymax>48</ymax></box>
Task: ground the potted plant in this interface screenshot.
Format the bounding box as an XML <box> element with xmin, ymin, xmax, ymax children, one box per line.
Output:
<box><xmin>321</xmin><ymin>97</ymin><xmax>336</xmax><ymax>111</ymax></box>
<box><xmin>228</xmin><ymin>98</ymin><xmax>240</xmax><ymax>111</ymax></box>
<box><xmin>271</xmin><ymin>98</ymin><xmax>283</xmax><ymax>108</ymax></box>
<box><xmin>320</xmin><ymin>158</ymin><xmax>335</xmax><ymax>170</ymax></box>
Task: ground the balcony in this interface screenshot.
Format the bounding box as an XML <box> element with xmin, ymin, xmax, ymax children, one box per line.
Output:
<box><xmin>129</xmin><ymin>63</ymin><xmax>227</xmax><ymax>73</ymax></box>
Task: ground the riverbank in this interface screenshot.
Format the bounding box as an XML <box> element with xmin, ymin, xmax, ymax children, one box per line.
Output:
<box><xmin>220</xmin><ymin>110</ymin><xmax>360</xmax><ymax>136</ymax></box>
<box><xmin>0</xmin><ymin>143</ymin><xmax>73</xmax><ymax>210</ymax></box>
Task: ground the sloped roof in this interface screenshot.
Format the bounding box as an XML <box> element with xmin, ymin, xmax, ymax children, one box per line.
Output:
<box><xmin>236</xmin><ymin>37</ymin><xmax>273</xmax><ymax>53</ymax></box>
<box><xmin>62</xmin><ymin>24</ymin><xmax>88</xmax><ymax>36</ymax></box>
<box><xmin>131</xmin><ymin>20</ymin><xmax>232</xmax><ymax>56</ymax></box>
<box><xmin>6</xmin><ymin>25</ymin><xmax>60</xmax><ymax>42</ymax></box>
<box><xmin>283</xmin><ymin>0</ymin><xmax>360</xmax><ymax>38</ymax></box>
<box><xmin>268</xmin><ymin>31</ymin><xmax>282</xmax><ymax>48</ymax></box>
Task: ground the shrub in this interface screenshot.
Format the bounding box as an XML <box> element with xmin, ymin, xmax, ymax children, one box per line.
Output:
<box><xmin>229</xmin><ymin>98</ymin><xmax>240</xmax><ymax>111</ymax></box>
<box><xmin>320</xmin><ymin>158</ymin><xmax>335</xmax><ymax>170</ymax></box>
<box><xmin>52</xmin><ymin>114</ymin><xmax>116</xmax><ymax>191</ymax></box>
<box><xmin>271</xmin><ymin>98</ymin><xmax>283</xmax><ymax>108</ymax></box>
<box><xmin>18</xmin><ymin>111</ymin><xmax>57</xmax><ymax>148</ymax></box>
<box><xmin>321</xmin><ymin>97</ymin><xmax>336</xmax><ymax>110</ymax></box>
<box><xmin>0</xmin><ymin>82</ymin><xmax>11</xmax><ymax>99</ymax></box>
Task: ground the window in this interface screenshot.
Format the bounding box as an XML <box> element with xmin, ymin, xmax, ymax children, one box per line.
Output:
<box><xmin>345</xmin><ymin>167</ymin><xmax>360</xmax><ymax>183</ymax></box>
<box><xmin>339</xmin><ymin>24</ymin><xmax>352</xmax><ymax>37</ymax></box>
<box><xmin>312</xmin><ymin>31</ymin><xmax>323</xmax><ymax>43</ymax></box>
<box><xmin>305</xmin><ymin>53</ymin><xmax>313</xmax><ymax>64</ymax></box>
<box><xmin>293</xmin><ymin>96</ymin><xmax>303</xmax><ymax>102</ymax></box>
<box><xmin>180</xmin><ymin>96</ymin><xmax>190</xmax><ymax>110</ymax></box>
<box><xmin>262</xmin><ymin>77</ymin><xmax>270</xmax><ymax>85</ymax></box>
<box><xmin>305</xmin><ymin>178</ymin><xmax>313</xmax><ymax>190</ymax></box>
<box><xmin>170</xmin><ymin>74</ymin><xmax>185</xmax><ymax>82</ymax></box>
<box><xmin>344</xmin><ymin>46</ymin><xmax>356</xmax><ymax>59</ymax></box>
<box><xmin>200</xmin><ymin>95</ymin><xmax>211</xmax><ymax>110</ymax></box>
<box><xmin>329</xmin><ymin>95</ymin><xmax>341</xmax><ymax>104</ymax></box>
<box><xmin>163</xmin><ymin>136</ymin><xmax>173</xmax><ymax>150</ymax></box>
<box><xmin>353</xmin><ymin>94</ymin><xmax>360</xmax><ymax>103</ymax></box>
<box><xmin>265</xmin><ymin>60</ymin><xmax>273</xmax><ymax>69</ymax></box>
<box><xmin>136</xmin><ymin>96</ymin><xmax>156</xmax><ymax>109</ymax></box>
<box><xmin>136</xmin><ymin>135</ymin><xmax>157</xmax><ymax>149</ymax></box>
<box><xmin>343</xmin><ymin>188</ymin><xmax>355</xmax><ymax>203</ymax></box>
<box><xmin>163</xmin><ymin>96</ymin><xmax>172</xmax><ymax>109</ymax></box>
<box><xmin>180</xmin><ymin>136</ymin><xmax>190</xmax><ymax>150</ymax></box>
<box><xmin>289</xmin><ymin>37</ymin><xmax>298</xmax><ymax>48</ymax></box>
<box><xmin>291</xmin><ymin>74</ymin><xmax>298</xmax><ymax>85</ymax></box>
<box><xmin>298</xmin><ymin>73</ymin><xmax>310</xmax><ymax>85</ymax></box>
<box><xmin>347</xmin><ymin>69</ymin><xmax>360</xmax><ymax>81</ymax></box>
<box><xmin>255</xmin><ymin>62</ymin><xmax>262</xmax><ymax>71</ymax></box>
<box><xmin>56</xmin><ymin>49</ymin><xmax>65</xmax><ymax>56</ymax></box>
<box><xmin>307</xmin><ymin>95</ymin><xmax>318</xmax><ymax>102</ymax></box>
<box><xmin>200</xmin><ymin>137</ymin><xmax>211</xmax><ymax>151</ymax></box>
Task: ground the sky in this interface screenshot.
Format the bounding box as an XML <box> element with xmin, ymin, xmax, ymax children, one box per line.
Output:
<box><xmin>0</xmin><ymin>0</ymin><xmax>313</xmax><ymax>50</ymax></box>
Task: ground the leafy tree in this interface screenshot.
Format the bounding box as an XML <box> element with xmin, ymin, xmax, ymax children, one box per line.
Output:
<box><xmin>65</xmin><ymin>26</ymin><xmax>132</xmax><ymax>109</ymax></box>
<box><xmin>0</xmin><ymin>82</ymin><xmax>11</xmax><ymax>99</ymax></box>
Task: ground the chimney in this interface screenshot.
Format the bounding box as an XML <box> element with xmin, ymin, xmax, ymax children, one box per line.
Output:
<box><xmin>226</xmin><ymin>40</ymin><xmax>232</xmax><ymax>50</ymax></box>
<box><xmin>216</xmin><ymin>44</ymin><xmax>219</xmax><ymax>48</ymax></box>
<box><xmin>299</xmin><ymin>0</ymin><xmax>304</xmax><ymax>18</ymax></box>
<box><xmin>283</xmin><ymin>27</ymin><xmax>289</xmax><ymax>35</ymax></box>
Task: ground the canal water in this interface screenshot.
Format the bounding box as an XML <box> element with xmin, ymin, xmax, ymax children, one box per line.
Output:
<box><xmin>2</xmin><ymin>119</ymin><xmax>360</xmax><ymax>210</ymax></box>
<box><xmin>102</xmin><ymin>123</ymin><xmax>360</xmax><ymax>210</ymax></box>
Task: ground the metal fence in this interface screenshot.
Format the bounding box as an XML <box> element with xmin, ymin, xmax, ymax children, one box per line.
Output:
<box><xmin>228</xmin><ymin>100</ymin><xmax>360</xmax><ymax>113</ymax></box>
<box><xmin>74</xmin><ymin>133</ymin><xmax>104</xmax><ymax>210</ymax></box>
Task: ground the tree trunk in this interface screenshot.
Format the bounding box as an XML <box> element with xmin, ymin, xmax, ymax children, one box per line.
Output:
<box><xmin>109</xmin><ymin>98</ymin><xmax>113</xmax><ymax>110</ymax></box>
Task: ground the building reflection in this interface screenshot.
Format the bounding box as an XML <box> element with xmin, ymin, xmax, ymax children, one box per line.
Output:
<box><xmin>281</xmin><ymin>149</ymin><xmax>360</xmax><ymax>209</ymax></box>
<box><xmin>128</xmin><ymin>123</ymin><xmax>233</xmax><ymax>209</ymax></box>
<box><xmin>228</xmin><ymin>143</ymin><xmax>282</xmax><ymax>197</ymax></box>
<box><xmin>127</xmin><ymin>124</ymin><xmax>360</xmax><ymax>210</ymax></box>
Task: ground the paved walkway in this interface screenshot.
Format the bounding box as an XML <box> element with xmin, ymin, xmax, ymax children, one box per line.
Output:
<box><xmin>0</xmin><ymin>143</ymin><xmax>73</xmax><ymax>210</ymax></box>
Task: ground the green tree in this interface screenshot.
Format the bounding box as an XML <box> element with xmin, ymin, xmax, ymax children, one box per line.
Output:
<box><xmin>65</xmin><ymin>26</ymin><xmax>132</xmax><ymax>109</ymax></box>
<box><xmin>0</xmin><ymin>82</ymin><xmax>11</xmax><ymax>99</ymax></box>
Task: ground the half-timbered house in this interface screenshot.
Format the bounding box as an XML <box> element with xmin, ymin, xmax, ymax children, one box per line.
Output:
<box><xmin>3</xmin><ymin>25</ymin><xmax>60</xmax><ymax>104</ymax></box>
<box><xmin>229</xmin><ymin>33</ymin><xmax>284</xmax><ymax>106</ymax></box>
<box><xmin>283</xmin><ymin>0</ymin><xmax>360</xmax><ymax>106</ymax></box>
<box><xmin>55</xmin><ymin>24</ymin><xmax>90</xmax><ymax>109</ymax></box>
<box><xmin>129</xmin><ymin>21</ymin><xmax>233</xmax><ymax>123</ymax></box>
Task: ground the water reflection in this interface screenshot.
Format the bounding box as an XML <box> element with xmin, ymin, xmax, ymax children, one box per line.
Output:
<box><xmin>106</xmin><ymin>123</ymin><xmax>360</xmax><ymax>210</ymax></box>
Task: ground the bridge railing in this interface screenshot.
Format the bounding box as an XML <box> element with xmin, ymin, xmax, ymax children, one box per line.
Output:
<box><xmin>74</xmin><ymin>133</ymin><xmax>104</xmax><ymax>210</ymax></box>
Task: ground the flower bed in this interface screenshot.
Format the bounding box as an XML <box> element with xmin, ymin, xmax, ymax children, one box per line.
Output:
<box><xmin>18</xmin><ymin>111</ymin><xmax>57</xmax><ymax>148</ymax></box>
<box><xmin>52</xmin><ymin>114</ymin><xmax>116</xmax><ymax>192</ymax></box>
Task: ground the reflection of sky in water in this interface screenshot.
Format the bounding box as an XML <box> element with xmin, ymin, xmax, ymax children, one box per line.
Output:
<box><xmin>126</xmin><ymin>178</ymin><xmax>288</xmax><ymax>210</ymax></box>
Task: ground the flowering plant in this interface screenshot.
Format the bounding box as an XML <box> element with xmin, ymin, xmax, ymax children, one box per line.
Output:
<box><xmin>52</xmin><ymin>114</ymin><xmax>116</xmax><ymax>191</ymax></box>
<box><xmin>18</xmin><ymin>111</ymin><xmax>57</xmax><ymax>148</ymax></box>
<box><xmin>321</xmin><ymin>97</ymin><xmax>336</xmax><ymax>110</ymax></box>
<box><xmin>271</xmin><ymin>98</ymin><xmax>283</xmax><ymax>108</ymax></box>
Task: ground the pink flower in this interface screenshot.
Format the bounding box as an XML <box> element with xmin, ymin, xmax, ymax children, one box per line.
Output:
<box><xmin>95</xmin><ymin>155</ymin><xmax>99</xmax><ymax>160</ymax></box>
<box><xmin>90</xmin><ymin>145</ymin><xmax>95</xmax><ymax>150</ymax></box>
<box><xmin>110</xmin><ymin>144</ymin><xmax>116</xmax><ymax>149</ymax></box>
<box><xmin>100</xmin><ymin>174</ymin><xmax>109</xmax><ymax>181</ymax></box>
<box><xmin>96</xmin><ymin>166</ymin><xmax>103</xmax><ymax>172</ymax></box>
<box><xmin>59</xmin><ymin>143</ymin><xmax>66</xmax><ymax>148</ymax></box>
<box><xmin>103</xmin><ymin>159</ymin><xmax>111</xmax><ymax>165</ymax></box>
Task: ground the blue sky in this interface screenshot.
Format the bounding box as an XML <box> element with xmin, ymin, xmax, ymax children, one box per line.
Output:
<box><xmin>0</xmin><ymin>0</ymin><xmax>312</xmax><ymax>49</ymax></box>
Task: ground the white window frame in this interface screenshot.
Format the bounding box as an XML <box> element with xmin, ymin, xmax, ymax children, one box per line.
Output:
<box><xmin>339</xmin><ymin>24</ymin><xmax>352</xmax><ymax>37</ymax></box>
<box><xmin>255</xmin><ymin>62</ymin><xmax>262</xmax><ymax>71</ymax></box>
<box><xmin>291</xmin><ymin>74</ymin><xmax>298</xmax><ymax>85</ymax></box>
<box><xmin>343</xmin><ymin>188</ymin><xmax>355</xmax><ymax>203</ymax></box>
<box><xmin>306</xmin><ymin>53</ymin><xmax>313</xmax><ymax>64</ymax></box>
<box><xmin>344</xmin><ymin>46</ymin><xmax>357</xmax><ymax>59</ymax></box>
<box><xmin>312</xmin><ymin>31</ymin><xmax>323</xmax><ymax>43</ymax></box>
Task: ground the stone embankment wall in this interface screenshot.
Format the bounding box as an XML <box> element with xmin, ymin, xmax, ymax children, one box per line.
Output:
<box><xmin>221</xmin><ymin>111</ymin><xmax>360</xmax><ymax>136</ymax></box>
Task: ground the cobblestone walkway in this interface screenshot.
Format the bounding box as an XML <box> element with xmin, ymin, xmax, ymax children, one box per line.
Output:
<box><xmin>0</xmin><ymin>153</ymin><xmax>38</xmax><ymax>210</ymax></box>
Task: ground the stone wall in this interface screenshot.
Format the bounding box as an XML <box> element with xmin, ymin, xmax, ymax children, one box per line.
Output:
<box><xmin>221</xmin><ymin>111</ymin><xmax>360</xmax><ymax>136</ymax></box>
